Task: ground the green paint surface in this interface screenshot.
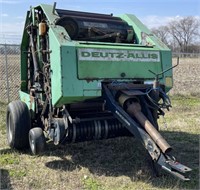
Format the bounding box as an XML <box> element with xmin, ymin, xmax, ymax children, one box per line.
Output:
<box><xmin>20</xmin><ymin>5</ymin><xmax>173</xmax><ymax>107</ymax></box>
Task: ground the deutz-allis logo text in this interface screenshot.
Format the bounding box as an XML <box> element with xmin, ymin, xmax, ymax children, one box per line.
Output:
<box><xmin>78</xmin><ymin>48</ymin><xmax>160</xmax><ymax>62</ymax></box>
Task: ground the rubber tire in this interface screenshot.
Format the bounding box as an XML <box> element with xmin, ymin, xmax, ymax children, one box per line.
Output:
<box><xmin>29</xmin><ymin>127</ymin><xmax>46</xmax><ymax>155</ymax></box>
<box><xmin>6</xmin><ymin>100</ymin><xmax>31</xmax><ymax>149</ymax></box>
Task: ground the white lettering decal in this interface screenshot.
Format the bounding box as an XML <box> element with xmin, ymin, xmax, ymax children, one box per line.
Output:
<box><xmin>78</xmin><ymin>48</ymin><xmax>160</xmax><ymax>62</ymax></box>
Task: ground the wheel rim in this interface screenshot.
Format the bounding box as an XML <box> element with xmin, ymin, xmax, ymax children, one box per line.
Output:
<box><xmin>29</xmin><ymin>134</ymin><xmax>35</xmax><ymax>153</ymax></box>
<box><xmin>8</xmin><ymin>113</ymin><xmax>13</xmax><ymax>143</ymax></box>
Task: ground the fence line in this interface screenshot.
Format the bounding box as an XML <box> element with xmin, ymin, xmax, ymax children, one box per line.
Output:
<box><xmin>4</xmin><ymin>44</ymin><xmax>10</xmax><ymax>102</ymax></box>
<box><xmin>0</xmin><ymin>43</ymin><xmax>199</xmax><ymax>103</ymax></box>
<box><xmin>173</xmin><ymin>52</ymin><xmax>200</xmax><ymax>58</ymax></box>
<box><xmin>0</xmin><ymin>44</ymin><xmax>20</xmax><ymax>103</ymax></box>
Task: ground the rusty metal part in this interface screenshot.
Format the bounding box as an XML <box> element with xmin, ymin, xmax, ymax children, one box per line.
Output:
<box><xmin>39</xmin><ymin>22</ymin><xmax>47</xmax><ymax>36</ymax></box>
<box><xmin>151</xmin><ymin>79</ymin><xmax>160</xmax><ymax>129</ymax></box>
<box><xmin>126</xmin><ymin>101</ymin><xmax>171</xmax><ymax>153</ymax></box>
<box><xmin>118</xmin><ymin>94</ymin><xmax>171</xmax><ymax>153</ymax></box>
<box><xmin>118</xmin><ymin>93</ymin><xmax>134</xmax><ymax>109</ymax></box>
<box><xmin>28</xmin><ymin>32</ymin><xmax>39</xmax><ymax>80</ymax></box>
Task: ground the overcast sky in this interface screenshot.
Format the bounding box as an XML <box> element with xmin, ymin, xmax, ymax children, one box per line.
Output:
<box><xmin>0</xmin><ymin>0</ymin><xmax>199</xmax><ymax>44</ymax></box>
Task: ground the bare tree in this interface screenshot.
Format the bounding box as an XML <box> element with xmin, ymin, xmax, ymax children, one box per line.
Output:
<box><xmin>168</xmin><ymin>16</ymin><xmax>200</xmax><ymax>52</ymax></box>
<box><xmin>151</xmin><ymin>25</ymin><xmax>169</xmax><ymax>46</ymax></box>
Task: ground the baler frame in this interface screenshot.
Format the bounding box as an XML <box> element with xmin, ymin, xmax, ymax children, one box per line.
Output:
<box><xmin>5</xmin><ymin>3</ymin><xmax>192</xmax><ymax>181</ymax></box>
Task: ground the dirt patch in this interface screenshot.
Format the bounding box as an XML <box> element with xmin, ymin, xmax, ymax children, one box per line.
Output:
<box><xmin>170</xmin><ymin>58</ymin><xmax>200</xmax><ymax>96</ymax></box>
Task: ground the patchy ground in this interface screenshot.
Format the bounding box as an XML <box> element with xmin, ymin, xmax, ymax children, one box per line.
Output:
<box><xmin>0</xmin><ymin>57</ymin><xmax>199</xmax><ymax>189</ymax></box>
<box><xmin>170</xmin><ymin>58</ymin><xmax>200</xmax><ymax>96</ymax></box>
<box><xmin>0</xmin><ymin>98</ymin><xmax>200</xmax><ymax>189</ymax></box>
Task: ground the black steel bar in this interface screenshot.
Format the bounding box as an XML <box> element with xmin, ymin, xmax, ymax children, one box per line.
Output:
<box><xmin>102</xmin><ymin>84</ymin><xmax>192</xmax><ymax>180</ymax></box>
<box><xmin>29</xmin><ymin>33</ymin><xmax>39</xmax><ymax>80</ymax></box>
<box><xmin>56</xmin><ymin>9</ymin><xmax>120</xmax><ymax>20</ymax></box>
<box><xmin>102</xmin><ymin>84</ymin><xmax>161</xmax><ymax>160</ymax></box>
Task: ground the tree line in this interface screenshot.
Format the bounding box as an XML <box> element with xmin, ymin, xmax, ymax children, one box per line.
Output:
<box><xmin>151</xmin><ymin>16</ymin><xmax>200</xmax><ymax>53</ymax></box>
<box><xmin>0</xmin><ymin>17</ymin><xmax>199</xmax><ymax>55</ymax></box>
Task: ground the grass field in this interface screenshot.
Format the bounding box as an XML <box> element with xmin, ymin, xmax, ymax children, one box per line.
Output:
<box><xmin>0</xmin><ymin>57</ymin><xmax>200</xmax><ymax>189</ymax></box>
<box><xmin>170</xmin><ymin>58</ymin><xmax>200</xmax><ymax>96</ymax></box>
<box><xmin>0</xmin><ymin>96</ymin><xmax>199</xmax><ymax>190</ymax></box>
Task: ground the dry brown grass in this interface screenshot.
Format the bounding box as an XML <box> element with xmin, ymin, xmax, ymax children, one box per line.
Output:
<box><xmin>170</xmin><ymin>58</ymin><xmax>200</xmax><ymax>96</ymax></box>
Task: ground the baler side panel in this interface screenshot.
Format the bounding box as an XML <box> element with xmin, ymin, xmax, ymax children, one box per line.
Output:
<box><xmin>77</xmin><ymin>47</ymin><xmax>162</xmax><ymax>79</ymax></box>
<box><xmin>120</xmin><ymin>14</ymin><xmax>173</xmax><ymax>91</ymax></box>
<box><xmin>61</xmin><ymin>45</ymin><xmax>84</xmax><ymax>100</ymax></box>
<box><xmin>120</xmin><ymin>14</ymin><xmax>169</xmax><ymax>50</ymax></box>
<box><xmin>49</xmin><ymin>27</ymin><xmax>63</xmax><ymax>106</ymax></box>
<box><xmin>57</xmin><ymin>46</ymin><xmax>102</xmax><ymax>106</ymax></box>
<box><xmin>160</xmin><ymin>51</ymin><xmax>173</xmax><ymax>92</ymax></box>
<box><xmin>49</xmin><ymin>37</ymin><xmax>102</xmax><ymax>106</ymax></box>
<box><xmin>38</xmin><ymin>4</ymin><xmax>60</xmax><ymax>24</ymax></box>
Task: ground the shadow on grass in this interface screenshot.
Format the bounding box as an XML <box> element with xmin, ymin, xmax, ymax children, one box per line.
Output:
<box><xmin>0</xmin><ymin>148</ymin><xmax>30</xmax><ymax>155</ymax></box>
<box><xmin>0</xmin><ymin>169</ymin><xmax>12</xmax><ymax>190</ymax></box>
<box><xmin>44</xmin><ymin>130</ymin><xmax>199</xmax><ymax>189</ymax></box>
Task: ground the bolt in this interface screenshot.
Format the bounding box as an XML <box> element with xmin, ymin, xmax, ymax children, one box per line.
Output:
<box><xmin>121</xmin><ymin>72</ymin><xmax>126</xmax><ymax>77</ymax></box>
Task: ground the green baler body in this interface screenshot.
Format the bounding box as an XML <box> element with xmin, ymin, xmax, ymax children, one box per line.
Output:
<box><xmin>21</xmin><ymin>4</ymin><xmax>172</xmax><ymax>107</ymax></box>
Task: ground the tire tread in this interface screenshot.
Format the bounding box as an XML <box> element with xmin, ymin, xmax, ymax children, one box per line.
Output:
<box><xmin>6</xmin><ymin>100</ymin><xmax>31</xmax><ymax>149</ymax></box>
